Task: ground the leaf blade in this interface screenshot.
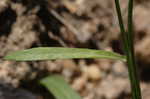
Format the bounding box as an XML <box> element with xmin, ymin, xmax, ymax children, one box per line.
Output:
<box><xmin>40</xmin><ymin>75</ymin><xmax>82</xmax><ymax>99</ymax></box>
<box><xmin>4</xmin><ymin>47</ymin><xmax>126</xmax><ymax>61</ymax></box>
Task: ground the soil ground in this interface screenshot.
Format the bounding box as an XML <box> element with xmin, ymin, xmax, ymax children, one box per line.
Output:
<box><xmin>0</xmin><ymin>0</ymin><xmax>150</xmax><ymax>99</ymax></box>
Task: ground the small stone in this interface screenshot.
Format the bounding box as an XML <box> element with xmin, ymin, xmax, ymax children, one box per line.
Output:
<box><xmin>72</xmin><ymin>76</ymin><xmax>87</xmax><ymax>92</ymax></box>
<box><xmin>61</xmin><ymin>60</ymin><xmax>77</xmax><ymax>71</ymax></box>
<box><xmin>84</xmin><ymin>65</ymin><xmax>102</xmax><ymax>81</ymax></box>
<box><xmin>112</xmin><ymin>61</ymin><xmax>128</xmax><ymax>77</ymax></box>
<box><xmin>96</xmin><ymin>59</ymin><xmax>112</xmax><ymax>71</ymax></box>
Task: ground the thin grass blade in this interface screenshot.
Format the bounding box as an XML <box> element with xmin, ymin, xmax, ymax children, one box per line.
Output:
<box><xmin>4</xmin><ymin>47</ymin><xmax>126</xmax><ymax>61</ymax></box>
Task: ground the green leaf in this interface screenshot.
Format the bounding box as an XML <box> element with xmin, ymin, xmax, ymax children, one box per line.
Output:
<box><xmin>40</xmin><ymin>75</ymin><xmax>82</xmax><ymax>99</ymax></box>
<box><xmin>4</xmin><ymin>47</ymin><xmax>126</xmax><ymax>61</ymax></box>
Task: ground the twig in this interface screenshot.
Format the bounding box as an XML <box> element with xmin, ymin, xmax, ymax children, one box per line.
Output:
<box><xmin>49</xmin><ymin>9</ymin><xmax>81</xmax><ymax>41</ymax></box>
<box><xmin>48</xmin><ymin>32</ymin><xmax>68</xmax><ymax>47</ymax></box>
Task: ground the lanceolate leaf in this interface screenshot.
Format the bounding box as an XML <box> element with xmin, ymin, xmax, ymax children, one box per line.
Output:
<box><xmin>40</xmin><ymin>75</ymin><xmax>81</xmax><ymax>99</ymax></box>
<box><xmin>4</xmin><ymin>47</ymin><xmax>126</xmax><ymax>61</ymax></box>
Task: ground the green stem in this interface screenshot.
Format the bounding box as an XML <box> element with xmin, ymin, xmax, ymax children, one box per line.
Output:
<box><xmin>127</xmin><ymin>0</ymin><xmax>142</xmax><ymax>99</ymax></box>
<box><xmin>114</xmin><ymin>0</ymin><xmax>129</xmax><ymax>54</ymax></box>
<box><xmin>128</xmin><ymin>0</ymin><xmax>134</xmax><ymax>47</ymax></box>
<box><xmin>115</xmin><ymin>0</ymin><xmax>142</xmax><ymax>99</ymax></box>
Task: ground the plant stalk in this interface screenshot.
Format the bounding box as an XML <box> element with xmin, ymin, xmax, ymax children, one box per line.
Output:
<box><xmin>114</xmin><ymin>0</ymin><xmax>129</xmax><ymax>53</ymax></box>
<box><xmin>127</xmin><ymin>0</ymin><xmax>142</xmax><ymax>99</ymax></box>
<box><xmin>114</xmin><ymin>0</ymin><xmax>142</xmax><ymax>99</ymax></box>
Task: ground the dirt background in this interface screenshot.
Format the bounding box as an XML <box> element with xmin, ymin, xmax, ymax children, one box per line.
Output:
<box><xmin>0</xmin><ymin>0</ymin><xmax>150</xmax><ymax>99</ymax></box>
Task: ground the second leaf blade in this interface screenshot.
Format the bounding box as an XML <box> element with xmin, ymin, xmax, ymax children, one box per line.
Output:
<box><xmin>40</xmin><ymin>75</ymin><xmax>82</xmax><ymax>99</ymax></box>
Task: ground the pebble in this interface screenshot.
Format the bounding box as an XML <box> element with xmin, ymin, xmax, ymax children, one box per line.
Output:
<box><xmin>83</xmin><ymin>65</ymin><xmax>102</xmax><ymax>81</ymax></box>
<box><xmin>72</xmin><ymin>76</ymin><xmax>87</xmax><ymax>91</ymax></box>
